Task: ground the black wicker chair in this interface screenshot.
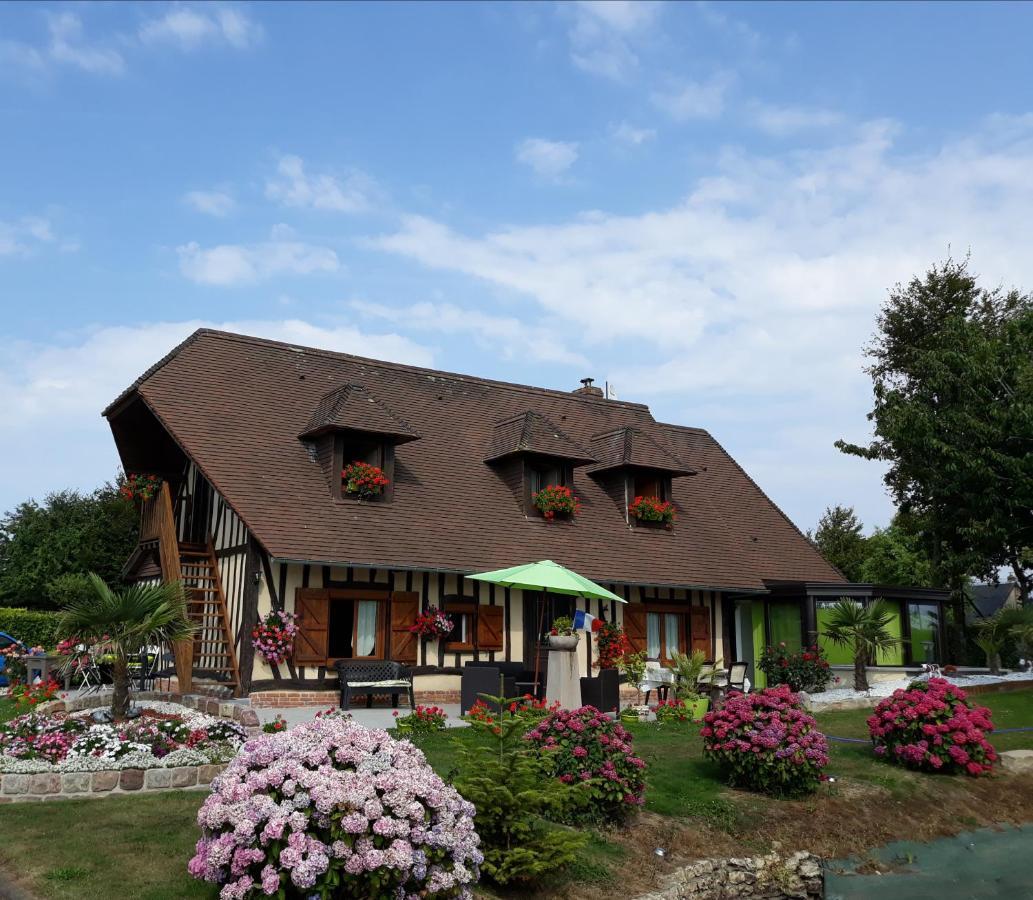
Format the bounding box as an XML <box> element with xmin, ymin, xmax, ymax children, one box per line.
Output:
<box><xmin>335</xmin><ymin>660</ymin><xmax>415</xmax><ymax>711</ymax></box>
<box><xmin>579</xmin><ymin>667</ymin><xmax>620</xmax><ymax>715</ymax></box>
<box><xmin>460</xmin><ymin>662</ymin><xmax>522</xmax><ymax>714</ymax></box>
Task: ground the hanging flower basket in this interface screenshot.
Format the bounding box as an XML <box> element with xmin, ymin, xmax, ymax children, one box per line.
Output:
<box><xmin>251</xmin><ymin>610</ymin><xmax>298</xmax><ymax>665</ymax></box>
<box><xmin>409</xmin><ymin>606</ymin><xmax>454</xmax><ymax>640</ymax></box>
<box><xmin>628</xmin><ymin>495</ymin><xmax>676</xmax><ymax>529</ymax></box>
<box><xmin>341</xmin><ymin>460</ymin><xmax>389</xmax><ymax>499</ymax></box>
<box><xmin>532</xmin><ymin>484</ymin><xmax>581</xmax><ymax>521</ymax></box>
<box><xmin>120</xmin><ymin>473</ymin><xmax>163</xmax><ymax>503</ymax></box>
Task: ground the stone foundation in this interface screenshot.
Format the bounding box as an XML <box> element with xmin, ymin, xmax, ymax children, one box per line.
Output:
<box><xmin>249</xmin><ymin>689</ymin><xmax>463</xmax><ymax>707</ymax></box>
<box><xmin>37</xmin><ymin>690</ymin><xmax>260</xmax><ymax>728</ymax></box>
<box><xmin>0</xmin><ymin>763</ymin><xmax>228</xmax><ymax>803</ymax></box>
<box><xmin>636</xmin><ymin>850</ymin><xmax>823</xmax><ymax>900</ymax></box>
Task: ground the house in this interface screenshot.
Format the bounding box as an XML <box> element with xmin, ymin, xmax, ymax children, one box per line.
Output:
<box><xmin>966</xmin><ymin>582</ymin><xmax>1022</xmax><ymax>623</ymax></box>
<box><xmin>104</xmin><ymin>329</ymin><xmax>948</xmax><ymax>701</ymax></box>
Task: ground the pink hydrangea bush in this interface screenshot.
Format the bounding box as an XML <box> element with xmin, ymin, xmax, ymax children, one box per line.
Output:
<box><xmin>867</xmin><ymin>678</ymin><xmax>997</xmax><ymax>776</ymax></box>
<box><xmin>188</xmin><ymin>716</ymin><xmax>482</xmax><ymax>899</ymax></box>
<box><xmin>524</xmin><ymin>705</ymin><xmax>646</xmax><ymax>823</ymax></box>
<box><xmin>700</xmin><ymin>685</ymin><xmax>829</xmax><ymax>798</ymax></box>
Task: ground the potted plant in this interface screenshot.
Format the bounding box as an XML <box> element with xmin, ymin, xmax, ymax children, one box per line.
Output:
<box><xmin>409</xmin><ymin>606</ymin><xmax>454</xmax><ymax>641</ymax></box>
<box><xmin>120</xmin><ymin>473</ymin><xmax>163</xmax><ymax>503</ymax></box>
<box><xmin>617</xmin><ymin>650</ymin><xmax>649</xmax><ymax>719</ymax></box>
<box><xmin>594</xmin><ymin>620</ymin><xmax>630</xmax><ymax>670</ymax></box>
<box><xmin>628</xmin><ymin>495</ymin><xmax>676</xmax><ymax>529</ymax></box>
<box><xmin>341</xmin><ymin>460</ymin><xmax>389</xmax><ymax>500</ymax></box>
<box><xmin>532</xmin><ymin>484</ymin><xmax>581</xmax><ymax>522</ymax></box>
<box><xmin>669</xmin><ymin>649</ymin><xmax>710</xmax><ymax>720</ymax></box>
<box><xmin>547</xmin><ymin>616</ymin><xmax>579</xmax><ymax>650</ymax></box>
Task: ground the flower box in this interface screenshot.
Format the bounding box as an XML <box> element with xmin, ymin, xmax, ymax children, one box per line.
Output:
<box><xmin>341</xmin><ymin>460</ymin><xmax>389</xmax><ymax>500</ymax></box>
<box><xmin>532</xmin><ymin>484</ymin><xmax>581</xmax><ymax>521</ymax></box>
<box><xmin>628</xmin><ymin>495</ymin><xmax>675</xmax><ymax>529</ymax></box>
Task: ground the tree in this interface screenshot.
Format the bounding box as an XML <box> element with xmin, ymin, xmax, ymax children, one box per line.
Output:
<box><xmin>809</xmin><ymin>505</ymin><xmax>868</xmax><ymax>581</ymax></box>
<box><xmin>837</xmin><ymin>258</ymin><xmax>1033</xmax><ymax>621</ymax></box>
<box><xmin>0</xmin><ymin>480</ymin><xmax>138</xmax><ymax>610</ymax></box>
<box><xmin>57</xmin><ymin>574</ymin><xmax>193</xmax><ymax>719</ymax></box>
<box><xmin>857</xmin><ymin>516</ymin><xmax>936</xmax><ymax>587</ymax></box>
<box><xmin>820</xmin><ymin>599</ymin><xmax>899</xmax><ymax>691</ymax></box>
<box><xmin>972</xmin><ymin>607</ymin><xmax>1033</xmax><ymax>675</ymax></box>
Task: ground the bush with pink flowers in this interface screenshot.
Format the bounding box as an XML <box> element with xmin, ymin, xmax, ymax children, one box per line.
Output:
<box><xmin>700</xmin><ymin>685</ymin><xmax>829</xmax><ymax>798</ymax></box>
<box><xmin>188</xmin><ymin>716</ymin><xmax>481</xmax><ymax>900</ymax></box>
<box><xmin>524</xmin><ymin>705</ymin><xmax>646</xmax><ymax>824</ymax></box>
<box><xmin>867</xmin><ymin>678</ymin><xmax>997</xmax><ymax>776</ymax></box>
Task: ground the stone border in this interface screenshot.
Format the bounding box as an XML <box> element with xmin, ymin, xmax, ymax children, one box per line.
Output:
<box><xmin>37</xmin><ymin>690</ymin><xmax>260</xmax><ymax>727</ymax></box>
<box><xmin>249</xmin><ymin>689</ymin><xmax>462</xmax><ymax>707</ymax></box>
<box><xmin>0</xmin><ymin>763</ymin><xmax>227</xmax><ymax>803</ymax></box>
<box><xmin>635</xmin><ymin>849</ymin><xmax>823</xmax><ymax>899</ymax></box>
<box><xmin>803</xmin><ymin>677</ymin><xmax>1033</xmax><ymax>712</ymax></box>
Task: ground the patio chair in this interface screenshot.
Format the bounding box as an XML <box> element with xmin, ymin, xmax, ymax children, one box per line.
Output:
<box><xmin>460</xmin><ymin>663</ymin><xmax>517</xmax><ymax>714</ymax></box>
<box><xmin>695</xmin><ymin>661</ymin><xmax>715</xmax><ymax>688</ymax></box>
<box><xmin>726</xmin><ymin>661</ymin><xmax>749</xmax><ymax>693</ymax></box>
<box><xmin>579</xmin><ymin>667</ymin><xmax>619</xmax><ymax>714</ymax></box>
<box><xmin>75</xmin><ymin>647</ymin><xmax>105</xmax><ymax>694</ymax></box>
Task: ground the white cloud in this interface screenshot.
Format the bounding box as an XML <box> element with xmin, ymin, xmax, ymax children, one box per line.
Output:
<box><xmin>177</xmin><ymin>227</ymin><xmax>339</xmax><ymax>285</ymax></box>
<box><xmin>139</xmin><ymin>6</ymin><xmax>263</xmax><ymax>51</ymax></box>
<box><xmin>652</xmin><ymin>73</ymin><xmax>733</xmax><ymax>121</ymax></box>
<box><xmin>46</xmin><ymin>12</ymin><xmax>125</xmax><ymax>76</ymax></box>
<box><xmin>0</xmin><ymin>320</ymin><xmax>433</xmax><ymax>511</ymax></box>
<box><xmin>515</xmin><ymin>138</ymin><xmax>579</xmax><ymax>180</ymax></box>
<box><xmin>749</xmin><ymin>102</ymin><xmax>844</xmax><ymax>137</ymax></box>
<box><xmin>265</xmin><ymin>155</ymin><xmax>379</xmax><ymax>213</ymax></box>
<box><xmin>0</xmin><ymin>216</ymin><xmax>57</xmax><ymax>257</ymax></box>
<box><xmin>351</xmin><ymin>300</ymin><xmax>590</xmax><ymax>367</ymax></box>
<box><xmin>566</xmin><ymin>0</ymin><xmax>662</xmax><ymax>81</ymax></box>
<box><xmin>611</xmin><ymin>121</ymin><xmax>656</xmax><ymax>146</ymax></box>
<box><xmin>183</xmin><ymin>190</ymin><xmax>235</xmax><ymax>217</ymax></box>
<box><xmin>371</xmin><ymin>116</ymin><xmax>1033</xmax><ymax>528</ymax></box>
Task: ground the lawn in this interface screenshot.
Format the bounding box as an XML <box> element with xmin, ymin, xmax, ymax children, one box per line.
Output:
<box><xmin>0</xmin><ymin>690</ymin><xmax>1030</xmax><ymax>899</ymax></box>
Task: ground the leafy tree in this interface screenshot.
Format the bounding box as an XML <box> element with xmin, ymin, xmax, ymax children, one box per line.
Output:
<box><xmin>820</xmin><ymin>599</ymin><xmax>899</xmax><ymax>691</ymax></box>
<box><xmin>0</xmin><ymin>480</ymin><xmax>138</xmax><ymax>610</ymax></box>
<box><xmin>837</xmin><ymin>258</ymin><xmax>1033</xmax><ymax>620</ymax></box>
<box><xmin>57</xmin><ymin>574</ymin><xmax>193</xmax><ymax>718</ymax></box>
<box><xmin>808</xmin><ymin>505</ymin><xmax>868</xmax><ymax>581</ymax></box>
<box><xmin>857</xmin><ymin>516</ymin><xmax>936</xmax><ymax>587</ymax></box>
<box><xmin>972</xmin><ymin>607</ymin><xmax>1033</xmax><ymax>675</ymax></box>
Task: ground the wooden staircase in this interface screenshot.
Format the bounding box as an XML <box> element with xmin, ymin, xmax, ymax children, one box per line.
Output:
<box><xmin>179</xmin><ymin>540</ymin><xmax>241</xmax><ymax>695</ymax></box>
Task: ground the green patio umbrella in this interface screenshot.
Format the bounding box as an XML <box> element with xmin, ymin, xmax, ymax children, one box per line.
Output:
<box><xmin>466</xmin><ymin>560</ymin><xmax>626</xmax><ymax>698</ymax></box>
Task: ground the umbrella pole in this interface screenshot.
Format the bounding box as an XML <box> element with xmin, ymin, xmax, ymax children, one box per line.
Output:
<box><xmin>533</xmin><ymin>589</ymin><xmax>547</xmax><ymax>700</ymax></box>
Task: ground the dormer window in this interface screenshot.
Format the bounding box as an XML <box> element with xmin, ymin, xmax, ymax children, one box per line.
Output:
<box><xmin>529</xmin><ymin>461</ymin><xmax>564</xmax><ymax>496</ymax></box>
<box><xmin>633</xmin><ymin>472</ymin><xmax>669</xmax><ymax>502</ymax></box>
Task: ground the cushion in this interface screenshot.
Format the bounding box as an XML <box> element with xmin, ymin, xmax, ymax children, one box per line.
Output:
<box><xmin>345</xmin><ymin>679</ymin><xmax>410</xmax><ymax>689</ymax></box>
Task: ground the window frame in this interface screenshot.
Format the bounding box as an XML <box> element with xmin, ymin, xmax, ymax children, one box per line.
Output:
<box><xmin>643</xmin><ymin>603</ymin><xmax>688</xmax><ymax>666</ymax></box>
<box><xmin>523</xmin><ymin>457</ymin><xmax>574</xmax><ymax>518</ymax></box>
<box><xmin>334</xmin><ymin>434</ymin><xmax>395</xmax><ymax>503</ymax></box>
<box><xmin>443</xmin><ymin>600</ymin><xmax>477</xmax><ymax>651</ymax></box>
<box><xmin>326</xmin><ymin>589</ymin><xmax>388</xmax><ymax>661</ymax></box>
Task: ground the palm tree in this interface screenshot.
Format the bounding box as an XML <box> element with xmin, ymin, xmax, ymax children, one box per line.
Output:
<box><xmin>821</xmin><ymin>598</ymin><xmax>899</xmax><ymax>692</ymax></box>
<box><xmin>973</xmin><ymin>607</ymin><xmax>1033</xmax><ymax>675</ymax></box>
<box><xmin>58</xmin><ymin>574</ymin><xmax>194</xmax><ymax>719</ymax></box>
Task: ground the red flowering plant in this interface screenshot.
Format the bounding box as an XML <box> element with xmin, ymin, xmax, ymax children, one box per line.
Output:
<box><xmin>594</xmin><ymin>620</ymin><xmax>630</xmax><ymax>670</ymax></box>
<box><xmin>532</xmin><ymin>484</ymin><xmax>581</xmax><ymax>521</ymax></box>
<box><xmin>341</xmin><ymin>460</ymin><xmax>389</xmax><ymax>499</ymax></box>
<box><xmin>262</xmin><ymin>714</ymin><xmax>288</xmax><ymax>734</ymax></box>
<box><xmin>867</xmin><ymin>678</ymin><xmax>997</xmax><ymax>776</ymax></box>
<box><xmin>250</xmin><ymin>609</ymin><xmax>298</xmax><ymax>665</ymax></box>
<box><xmin>409</xmin><ymin>606</ymin><xmax>454</xmax><ymax>640</ymax></box>
<box><xmin>120</xmin><ymin>473</ymin><xmax>163</xmax><ymax>502</ymax></box>
<box><xmin>701</xmin><ymin>684</ymin><xmax>830</xmax><ymax>798</ymax></box>
<box><xmin>652</xmin><ymin>698</ymin><xmax>692</xmax><ymax>725</ymax></box>
<box><xmin>10</xmin><ymin>679</ymin><xmax>63</xmax><ymax>709</ymax></box>
<box><xmin>507</xmin><ymin>694</ymin><xmax>561</xmax><ymax>723</ymax></box>
<box><xmin>758</xmin><ymin>643</ymin><xmax>834</xmax><ymax>693</ymax></box>
<box><xmin>524</xmin><ymin>705</ymin><xmax>647</xmax><ymax>824</ymax></box>
<box><xmin>394</xmin><ymin>705</ymin><xmax>449</xmax><ymax>737</ymax></box>
<box><xmin>628</xmin><ymin>495</ymin><xmax>676</xmax><ymax>528</ymax></box>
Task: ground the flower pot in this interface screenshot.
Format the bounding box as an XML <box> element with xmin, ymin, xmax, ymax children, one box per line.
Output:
<box><xmin>690</xmin><ymin>698</ymin><xmax>710</xmax><ymax>721</ymax></box>
<box><xmin>547</xmin><ymin>634</ymin><xmax>579</xmax><ymax>650</ymax></box>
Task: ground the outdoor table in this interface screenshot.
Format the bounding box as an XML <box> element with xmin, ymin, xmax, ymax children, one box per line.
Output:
<box><xmin>639</xmin><ymin>666</ymin><xmax>676</xmax><ymax>705</ymax></box>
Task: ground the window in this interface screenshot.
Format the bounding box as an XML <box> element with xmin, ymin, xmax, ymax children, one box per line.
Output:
<box><xmin>907</xmin><ymin>602</ymin><xmax>941</xmax><ymax>664</ymax></box>
<box><xmin>529</xmin><ymin>463</ymin><xmax>563</xmax><ymax>495</ymax></box>
<box><xmin>645</xmin><ymin>610</ymin><xmax>686</xmax><ymax>665</ymax></box>
<box><xmin>337</xmin><ymin>435</ymin><xmax>390</xmax><ymax>501</ymax></box>
<box><xmin>525</xmin><ymin>459</ymin><xmax>573</xmax><ymax>517</ymax></box>
<box><xmin>327</xmin><ymin>595</ymin><xmax>385</xmax><ymax>659</ymax></box>
<box><xmin>444</xmin><ymin>601</ymin><xmax>476</xmax><ymax>651</ymax></box>
<box><xmin>634</xmin><ymin>474</ymin><xmax>663</xmax><ymax>500</ymax></box>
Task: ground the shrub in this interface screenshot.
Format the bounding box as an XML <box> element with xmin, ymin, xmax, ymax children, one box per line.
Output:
<box><xmin>524</xmin><ymin>705</ymin><xmax>646</xmax><ymax>823</ymax></box>
<box><xmin>393</xmin><ymin>705</ymin><xmax>448</xmax><ymax>737</ymax></box>
<box><xmin>0</xmin><ymin>608</ymin><xmax>60</xmax><ymax>650</ymax></box>
<box><xmin>652</xmin><ymin>698</ymin><xmax>692</xmax><ymax>725</ymax></box>
<box><xmin>189</xmin><ymin>716</ymin><xmax>481</xmax><ymax>899</ymax></box>
<box><xmin>867</xmin><ymin>677</ymin><xmax>997</xmax><ymax>776</ymax></box>
<box><xmin>593</xmin><ymin>621</ymin><xmax>629</xmax><ymax>670</ymax></box>
<box><xmin>262</xmin><ymin>715</ymin><xmax>287</xmax><ymax>734</ymax></box>
<box><xmin>701</xmin><ymin>685</ymin><xmax>829</xmax><ymax>798</ymax></box>
<box><xmin>758</xmin><ymin>643</ymin><xmax>835</xmax><ymax>693</ymax></box>
<box><xmin>453</xmin><ymin>692</ymin><xmax>587</xmax><ymax>886</ymax></box>
<box><xmin>506</xmin><ymin>695</ymin><xmax>561</xmax><ymax>723</ymax></box>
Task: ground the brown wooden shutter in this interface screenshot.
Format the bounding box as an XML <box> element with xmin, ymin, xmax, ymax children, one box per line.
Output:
<box><xmin>477</xmin><ymin>606</ymin><xmax>504</xmax><ymax>651</ymax></box>
<box><xmin>623</xmin><ymin>604</ymin><xmax>647</xmax><ymax>653</ymax></box>
<box><xmin>294</xmin><ymin>588</ymin><xmax>329</xmax><ymax>664</ymax></box>
<box><xmin>690</xmin><ymin>606</ymin><xmax>712</xmax><ymax>658</ymax></box>
<box><xmin>389</xmin><ymin>592</ymin><xmax>419</xmax><ymax>664</ymax></box>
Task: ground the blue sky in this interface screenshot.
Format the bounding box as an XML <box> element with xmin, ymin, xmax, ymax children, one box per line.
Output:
<box><xmin>3</xmin><ymin>1</ymin><xmax>1033</xmax><ymax>535</ymax></box>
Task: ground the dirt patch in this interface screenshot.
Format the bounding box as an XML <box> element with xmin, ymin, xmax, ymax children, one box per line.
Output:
<box><xmin>557</xmin><ymin>771</ymin><xmax>1033</xmax><ymax>900</ymax></box>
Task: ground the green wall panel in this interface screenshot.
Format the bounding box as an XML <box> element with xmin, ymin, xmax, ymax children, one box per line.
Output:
<box><xmin>751</xmin><ymin>602</ymin><xmax>767</xmax><ymax>688</ymax></box>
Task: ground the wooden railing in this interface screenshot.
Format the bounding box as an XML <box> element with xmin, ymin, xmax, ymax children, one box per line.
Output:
<box><xmin>151</xmin><ymin>481</ymin><xmax>193</xmax><ymax>692</ymax></box>
<box><xmin>139</xmin><ymin>493</ymin><xmax>161</xmax><ymax>542</ymax></box>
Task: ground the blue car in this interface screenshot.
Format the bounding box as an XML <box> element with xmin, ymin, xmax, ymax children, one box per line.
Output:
<box><xmin>0</xmin><ymin>632</ymin><xmax>25</xmax><ymax>687</ymax></box>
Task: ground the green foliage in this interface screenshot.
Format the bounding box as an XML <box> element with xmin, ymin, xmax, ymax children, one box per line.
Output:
<box><xmin>758</xmin><ymin>643</ymin><xmax>834</xmax><ymax>693</ymax></box>
<box><xmin>837</xmin><ymin>257</ymin><xmax>1033</xmax><ymax>615</ymax></box>
<box><xmin>972</xmin><ymin>607</ymin><xmax>1033</xmax><ymax>674</ymax></box>
<box><xmin>58</xmin><ymin>574</ymin><xmax>193</xmax><ymax>718</ymax></box>
<box><xmin>617</xmin><ymin>649</ymin><xmax>647</xmax><ymax>699</ymax></box>
<box><xmin>451</xmin><ymin>692</ymin><xmax>588</xmax><ymax>886</ymax></box>
<box><xmin>809</xmin><ymin>505</ymin><xmax>868</xmax><ymax>581</ymax></box>
<box><xmin>821</xmin><ymin>599</ymin><xmax>900</xmax><ymax>691</ymax></box>
<box><xmin>0</xmin><ymin>480</ymin><xmax>139</xmax><ymax>610</ymax></box>
<box><xmin>668</xmin><ymin>649</ymin><xmax>705</xmax><ymax>700</ymax></box>
<box><xmin>0</xmin><ymin>608</ymin><xmax>60</xmax><ymax>648</ymax></box>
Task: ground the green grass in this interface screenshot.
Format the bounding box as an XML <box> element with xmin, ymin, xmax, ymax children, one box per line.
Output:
<box><xmin>0</xmin><ymin>697</ymin><xmax>19</xmax><ymax>725</ymax></box>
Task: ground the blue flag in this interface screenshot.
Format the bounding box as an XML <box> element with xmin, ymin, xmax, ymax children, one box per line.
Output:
<box><xmin>572</xmin><ymin>609</ymin><xmax>595</xmax><ymax>631</ymax></box>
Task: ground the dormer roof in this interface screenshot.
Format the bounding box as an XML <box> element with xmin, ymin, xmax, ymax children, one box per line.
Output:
<box><xmin>299</xmin><ymin>383</ymin><xmax>420</xmax><ymax>443</ymax></box>
<box><xmin>588</xmin><ymin>425</ymin><xmax>695</xmax><ymax>477</ymax></box>
<box><xmin>485</xmin><ymin>410</ymin><xmax>597</xmax><ymax>465</ymax></box>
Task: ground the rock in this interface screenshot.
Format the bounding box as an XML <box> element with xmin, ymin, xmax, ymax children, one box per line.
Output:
<box><xmin>1</xmin><ymin>774</ymin><xmax>29</xmax><ymax>795</ymax></box>
<box><xmin>797</xmin><ymin>691</ymin><xmax>813</xmax><ymax>711</ymax></box>
<box><xmin>239</xmin><ymin>709</ymin><xmax>260</xmax><ymax>727</ymax></box>
<box><xmin>119</xmin><ymin>768</ymin><xmax>145</xmax><ymax>791</ymax></box>
<box><xmin>171</xmin><ymin>766</ymin><xmax>198</xmax><ymax>787</ymax></box>
<box><xmin>197</xmin><ymin>764</ymin><xmax>223</xmax><ymax>785</ymax></box>
<box><xmin>144</xmin><ymin>768</ymin><xmax>172</xmax><ymax>790</ymax></box>
<box><xmin>61</xmin><ymin>773</ymin><xmax>91</xmax><ymax>794</ymax></box>
<box><xmin>1000</xmin><ymin>749</ymin><xmax>1033</xmax><ymax>774</ymax></box>
<box><xmin>29</xmin><ymin>774</ymin><xmax>61</xmax><ymax>795</ymax></box>
<box><xmin>91</xmin><ymin>771</ymin><xmax>119</xmax><ymax>792</ymax></box>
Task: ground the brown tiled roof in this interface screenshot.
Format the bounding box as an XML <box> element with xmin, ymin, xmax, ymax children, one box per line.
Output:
<box><xmin>299</xmin><ymin>383</ymin><xmax>419</xmax><ymax>442</ymax></box>
<box><xmin>485</xmin><ymin>411</ymin><xmax>597</xmax><ymax>465</ymax></box>
<box><xmin>105</xmin><ymin>329</ymin><xmax>843</xmax><ymax>592</ymax></box>
<box><xmin>588</xmin><ymin>425</ymin><xmax>694</xmax><ymax>476</ymax></box>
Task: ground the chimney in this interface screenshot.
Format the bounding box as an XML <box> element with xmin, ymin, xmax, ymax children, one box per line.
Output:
<box><xmin>573</xmin><ymin>377</ymin><xmax>604</xmax><ymax>397</ymax></box>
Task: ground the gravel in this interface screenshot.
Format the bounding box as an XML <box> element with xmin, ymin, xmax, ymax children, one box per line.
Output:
<box><xmin>807</xmin><ymin>671</ymin><xmax>1033</xmax><ymax>706</ymax></box>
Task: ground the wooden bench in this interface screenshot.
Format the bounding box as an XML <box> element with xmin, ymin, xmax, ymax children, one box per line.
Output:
<box><xmin>334</xmin><ymin>660</ymin><xmax>415</xmax><ymax>711</ymax></box>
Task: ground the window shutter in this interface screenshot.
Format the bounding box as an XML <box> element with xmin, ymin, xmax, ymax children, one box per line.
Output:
<box><xmin>623</xmin><ymin>604</ymin><xmax>647</xmax><ymax>654</ymax></box>
<box><xmin>477</xmin><ymin>606</ymin><xmax>504</xmax><ymax>652</ymax></box>
<box><xmin>293</xmin><ymin>588</ymin><xmax>329</xmax><ymax>664</ymax></box>
<box><xmin>389</xmin><ymin>591</ymin><xmax>419</xmax><ymax>664</ymax></box>
<box><xmin>690</xmin><ymin>606</ymin><xmax>712</xmax><ymax>658</ymax></box>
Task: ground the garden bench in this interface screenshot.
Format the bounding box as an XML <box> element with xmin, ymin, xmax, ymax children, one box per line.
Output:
<box><xmin>334</xmin><ymin>660</ymin><xmax>414</xmax><ymax>711</ymax></box>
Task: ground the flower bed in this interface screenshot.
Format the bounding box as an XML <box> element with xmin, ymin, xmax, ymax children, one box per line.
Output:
<box><xmin>758</xmin><ymin>643</ymin><xmax>835</xmax><ymax>694</ymax></box>
<box><xmin>524</xmin><ymin>705</ymin><xmax>646</xmax><ymax>823</ymax></box>
<box><xmin>189</xmin><ymin>715</ymin><xmax>481</xmax><ymax>899</ymax></box>
<box><xmin>701</xmin><ymin>685</ymin><xmax>829</xmax><ymax>798</ymax></box>
<box><xmin>867</xmin><ymin>678</ymin><xmax>997</xmax><ymax>776</ymax></box>
<box><xmin>0</xmin><ymin>701</ymin><xmax>246</xmax><ymax>774</ymax></box>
